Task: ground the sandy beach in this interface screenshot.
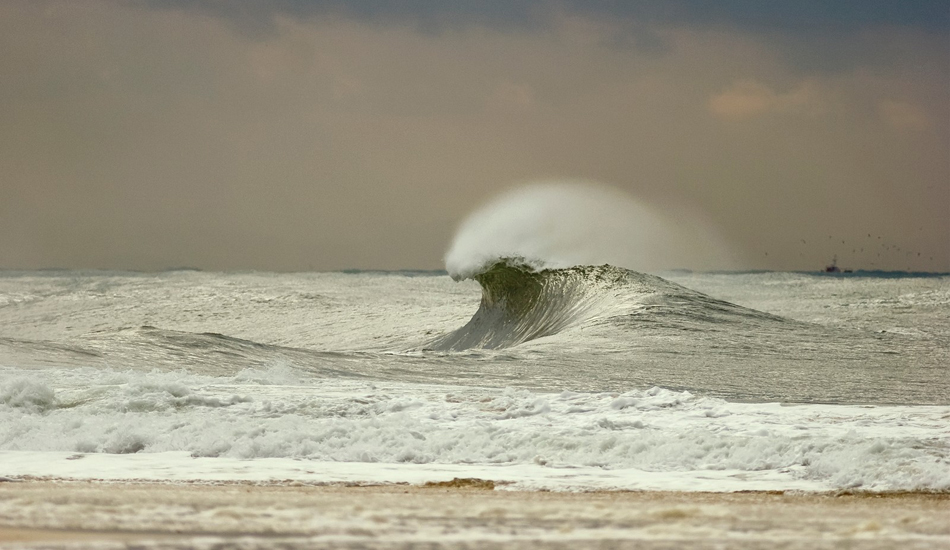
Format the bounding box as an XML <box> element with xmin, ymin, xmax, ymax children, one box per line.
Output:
<box><xmin>0</xmin><ymin>480</ymin><xmax>947</xmax><ymax>549</ymax></box>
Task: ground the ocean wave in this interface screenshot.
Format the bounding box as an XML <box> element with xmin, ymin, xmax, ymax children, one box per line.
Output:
<box><xmin>427</xmin><ymin>258</ymin><xmax>783</xmax><ymax>351</ymax></box>
<box><xmin>0</xmin><ymin>378</ymin><xmax>57</xmax><ymax>413</ymax></box>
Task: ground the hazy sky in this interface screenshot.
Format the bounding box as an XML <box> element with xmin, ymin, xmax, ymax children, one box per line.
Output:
<box><xmin>1</xmin><ymin>1</ymin><xmax>947</xmax><ymax>272</ymax></box>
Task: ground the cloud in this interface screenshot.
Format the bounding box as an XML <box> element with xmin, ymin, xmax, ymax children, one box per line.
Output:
<box><xmin>131</xmin><ymin>1</ymin><xmax>949</xmax><ymax>74</ymax></box>
<box><xmin>133</xmin><ymin>1</ymin><xmax>950</xmax><ymax>34</ymax></box>
<box><xmin>708</xmin><ymin>80</ymin><xmax>818</xmax><ymax>119</ymax></box>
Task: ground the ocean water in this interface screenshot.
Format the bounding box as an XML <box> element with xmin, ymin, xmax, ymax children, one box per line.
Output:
<box><xmin>1</xmin><ymin>263</ymin><xmax>948</xmax><ymax>492</ymax></box>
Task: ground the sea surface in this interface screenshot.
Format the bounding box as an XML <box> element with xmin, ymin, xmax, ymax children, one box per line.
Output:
<box><xmin>1</xmin><ymin>264</ymin><xmax>948</xmax><ymax>492</ymax></box>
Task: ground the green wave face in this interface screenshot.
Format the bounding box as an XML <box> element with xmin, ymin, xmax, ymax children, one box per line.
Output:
<box><xmin>426</xmin><ymin>259</ymin><xmax>653</xmax><ymax>351</ymax></box>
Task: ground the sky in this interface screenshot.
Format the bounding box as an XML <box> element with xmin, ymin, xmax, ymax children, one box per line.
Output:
<box><xmin>1</xmin><ymin>0</ymin><xmax>947</xmax><ymax>272</ymax></box>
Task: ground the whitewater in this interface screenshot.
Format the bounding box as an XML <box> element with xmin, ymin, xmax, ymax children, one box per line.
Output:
<box><xmin>1</xmin><ymin>184</ymin><xmax>949</xmax><ymax>493</ymax></box>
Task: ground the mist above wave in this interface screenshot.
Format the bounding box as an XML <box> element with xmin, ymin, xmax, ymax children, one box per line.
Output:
<box><xmin>444</xmin><ymin>181</ymin><xmax>734</xmax><ymax>281</ymax></box>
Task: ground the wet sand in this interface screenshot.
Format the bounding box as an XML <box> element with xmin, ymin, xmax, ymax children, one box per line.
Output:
<box><xmin>0</xmin><ymin>480</ymin><xmax>947</xmax><ymax>549</ymax></box>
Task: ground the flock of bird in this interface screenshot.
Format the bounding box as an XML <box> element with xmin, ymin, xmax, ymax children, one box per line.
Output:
<box><xmin>780</xmin><ymin>231</ymin><xmax>938</xmax><ymax>272</ymax></box>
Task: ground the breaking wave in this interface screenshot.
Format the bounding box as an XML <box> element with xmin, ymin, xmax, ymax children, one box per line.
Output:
<box><xmin>427</xmin><ymin>258</ymin><xmax>781</xmax><ymax>351</ymax></box>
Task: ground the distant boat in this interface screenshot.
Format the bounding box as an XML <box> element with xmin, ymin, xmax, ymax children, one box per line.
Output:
<box><xmin>825</xmin><ymin>256</ymin><xmax>841</xmax><ymax>273</ymax></box>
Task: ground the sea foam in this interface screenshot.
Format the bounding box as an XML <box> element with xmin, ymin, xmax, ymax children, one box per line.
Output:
<box><xmin>2</xmin><ymin>367</ymin><xmax>948</xmax><ymax>492</ymax></box>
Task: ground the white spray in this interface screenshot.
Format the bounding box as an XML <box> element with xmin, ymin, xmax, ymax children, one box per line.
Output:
<box><xmin>444</xmin><ymin>180</ymin><xmax>735</xmax><ymax>280</ymax></box>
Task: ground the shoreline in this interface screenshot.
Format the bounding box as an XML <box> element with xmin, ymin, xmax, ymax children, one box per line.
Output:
<box><xmin>1</xmin><ymin>480</ymin><xmax>947</xmax><ymax>549</ymax></box>
<box><xmin>4</xmin><ymin>474</ymin><xmax>950</xmax><ymax>495</ymax></box>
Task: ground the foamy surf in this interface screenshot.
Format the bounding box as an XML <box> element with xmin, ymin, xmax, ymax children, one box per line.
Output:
<box><xmin>2</xmin><ymin>367</ymin><xmax>949</xmax><ymax>492</ymax></box>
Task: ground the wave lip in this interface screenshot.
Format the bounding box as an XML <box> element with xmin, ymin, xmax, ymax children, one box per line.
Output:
<box><xmin>427</xmin><ymin>258</ymin><xmax>643</xmax><ymax>351</ymax></box>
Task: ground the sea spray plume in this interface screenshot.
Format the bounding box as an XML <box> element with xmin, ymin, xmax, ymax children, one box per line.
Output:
<box><xmin>444</xmin><ymin>181</ymin><xmax>667</xmax><ymax>280</ymax></box>
<box><xmin>443</xmin><ymin>181</ymin><xmax>733</xmax><ymax>281</ymax></box>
